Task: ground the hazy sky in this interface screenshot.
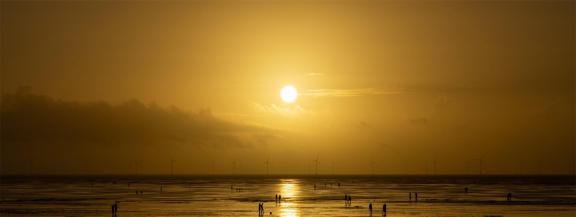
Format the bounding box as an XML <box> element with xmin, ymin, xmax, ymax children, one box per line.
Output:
<box><xmin>1</xmin><ymin>0</ymin><xmax>574</xmax><ymax>175</ymax></box>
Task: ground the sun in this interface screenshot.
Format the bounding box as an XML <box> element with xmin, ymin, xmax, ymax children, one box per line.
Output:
<box><xmin>280</xmin><ymin>85</ymin><xmax>298</xmax><ymax>103</ymax></box>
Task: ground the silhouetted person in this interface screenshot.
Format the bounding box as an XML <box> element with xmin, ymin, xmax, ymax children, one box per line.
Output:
<box><xmin>111</xmin><ymin>201</ymin><xmax>119</xmax><ymax>216</ymax></box>
<box><xmin>314</xmin><ymin>184</ymin><xmax>317</xmax><ymax>190</ymax></box>
<box><xmin>409</xmin><ymin>192</ymin><xmax>412</xmax><ymax>201</ymax></box>
<box><xmin>258</xmin><ymin>202</ymin><xmax>264</xmax><ymax>216</ymax></box>
<box><xmin>415</xmin><ymin>192</ymin><xmax>418</xmax><ymax>201</ymax></box>
<box><xmin>275</xmin><ymin>194</ymin><xmax>278</xmax><ymax>203</ymax></box>
<box><xmin>349</xmin><ymin>195</ymin><xmax>352</xmax><ymax>205</ymax></box>
<box><xmin>383</xmin><ymin>204</ymin><xmax>387</xmax><ymax>216</ymax></box>
<box><xmin>464</xmin><ymin>187</ymin><xmax>469</xmax><ymax>193</ymax></box>
<box><xmin>369</xmin><ymin>202</ymin><xmax>373</xmax><ymax>212</ymax></box>
<box><xmin>279</xmin><ymin>195</ymin><xmax>282</xmax><ymax>202</ymax></box>
<box><xmin>507</xmin><ymin>192</ymin><xmax>512</xmax><ymax>201</ymax></box>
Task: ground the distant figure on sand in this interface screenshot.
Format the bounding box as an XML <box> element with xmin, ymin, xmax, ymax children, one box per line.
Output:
<box><xmin>369</xmin><ymin>202</ymin><xmax>373</xmax><ymax>212</ymax></box>
<box><xmin>507</xmin><ymin>192</ymin><xmax>512</xmax><ymax>201</ymax></box>
<box><xmin>258</xmin><ymin>202</ymin><xmax>264</xmax><ymax>216</ymax></box>
<box><xmin>111</xmin><ymin>201</ymin><xmax>119</xmax><ymax>216</ymax></box>
<box><xmin>279</xmin><ymin>195</ymin><xmax>282</xmax><ymax>202</ymax></box>
<box><xmin>275</xmin><ymin>194</ymin><xmax>278</xmax><ymax>203</ymax></box>
<box><xmin>415</xmin><ymin>192</ymin><xmax>418</xmax><ymax>201</ymax></box>
<box><xmin>464</xmin><ymin>187</ymin><xmax>468</xmax><ymax>193</ymax></box>
<box><xmin>383</xmin><ymin>204</ymin><xmax>387</xmax><ymax>215</ymax></box>
<box><xmin>409</xmin><ymin>192</ymin><xmax>412</xmax><ymax>201</ymax></box>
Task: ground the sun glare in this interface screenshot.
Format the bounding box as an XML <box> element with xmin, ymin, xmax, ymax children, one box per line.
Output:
<box><xmin>280</xmin><ymin>85</ymin><xmax>298</xmax><ymax>103</ymax></box>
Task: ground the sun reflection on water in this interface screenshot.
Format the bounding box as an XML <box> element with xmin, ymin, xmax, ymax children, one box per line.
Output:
<box><xmin>279</xmin><ymin>179</ymin><xmax>300</xmax><ymax>217</ymax></box>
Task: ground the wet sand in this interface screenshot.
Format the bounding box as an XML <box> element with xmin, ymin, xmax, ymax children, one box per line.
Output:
<box><xmin>0</xmin><ymin>175</ymin><xmax>574</xmax><ymax>216</ymax></box>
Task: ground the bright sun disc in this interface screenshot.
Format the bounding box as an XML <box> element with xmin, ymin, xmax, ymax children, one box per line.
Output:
<box><xmin>280</xmin><ymin>85</ymin><xmax>298</xmax><ymax>103</ymax></box>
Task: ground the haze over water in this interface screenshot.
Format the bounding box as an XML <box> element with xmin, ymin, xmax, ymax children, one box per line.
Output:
<box><xmin>1</xmin><ymin>175</ymin><xmax>574</xmax><ymax>217</ymax></box>
<box><xmin>1</xmin><ymin>1</ymin><xmax>574</xmax><ymax>216</ymax></box>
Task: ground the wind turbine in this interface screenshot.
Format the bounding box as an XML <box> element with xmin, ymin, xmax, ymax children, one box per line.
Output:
<box><xmin>170</xmin><ymin>159</ymin><xmax>174</xmax><ymax>176</ymax></box>
<box><xmin>314</xmin><ymin>154</ymin><xmax>320</xmax><ymax>176</ymax></box>
<box><xmin>265</xmin><ymin>158</ymin><xmax>270</xmax><ymax>175</ymax></box>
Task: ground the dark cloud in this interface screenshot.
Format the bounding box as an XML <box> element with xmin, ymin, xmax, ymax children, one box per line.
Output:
<box><xmin>0</xmin><ymin>89</ymin><xmax>276</xmax><ymax>174</ymax></box>
<box><xmin>1</xmin><ymin>89</ymin><xmax>272</xmax><ymax>147</ymax></box>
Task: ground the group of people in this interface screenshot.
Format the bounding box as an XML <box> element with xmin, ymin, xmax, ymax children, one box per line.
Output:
<box><xmin>314</xmin><ymin>182</ymin><xmax>342</xmax><ymax>191</ymax></box>
<box><xmin>344</xmin><ymin>194</ymin><xmax>353</xmax><ymax>206</ymax></box>
<box><xmin>464</xmin><ymin>187</ymin><xmax>513</xmax><ymax>202</ymax></box>
<box><xmin>408</xmin><ymin>192</ymin><xmax>419</xmax><ymax>201</ymax></box>
<box><xmin>254</xmin><ymin>187</ymin><xmax>514</xmax><ymax>216</ymax></box>
<box><xmin>230</xmin><ymin>184</ymin><xmax>244</xmax><ymax>192</ymax></box>
<box><xmin>367</xmin><ymin>202</ymin><xmax>387</xmax><ymax>216</ymax></box>
<box><xmin>111</xmin><ymin>201</ymin><xmax>119</xmax><ymax>216</ymax></box>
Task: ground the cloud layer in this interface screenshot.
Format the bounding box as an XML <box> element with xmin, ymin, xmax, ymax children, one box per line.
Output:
<box><xmin>2</xmin><ymin>91</ymin><xmax>271</xmax><ymax>147</ymax></box>
<box><xmin>0</xmin><ymin>90</ymin><xmax>276</xmax><ymax>174</ymax></box>
<box><xmin>302</xmin><ymin>88</ymin><xmax>402</xmax><ymax>97</ymax></box>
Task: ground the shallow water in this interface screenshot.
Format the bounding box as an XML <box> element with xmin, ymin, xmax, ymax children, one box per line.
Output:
<box><xmin>1</xmin><ymin>175</ymin><xmax>574</xmax><ymax>216</ymax></box>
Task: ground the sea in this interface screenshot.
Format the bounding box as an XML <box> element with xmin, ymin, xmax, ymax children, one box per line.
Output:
<box><xmin>0</xmin><ymin>175</ymin><xmax>574</xmax><ymax>216</ymax></box>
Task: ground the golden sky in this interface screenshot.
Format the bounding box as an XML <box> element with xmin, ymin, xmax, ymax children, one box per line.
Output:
<box><xmin>1</xmin><ymin>0</ymin><xmax>574</xmax><ymax>175</ymax></box>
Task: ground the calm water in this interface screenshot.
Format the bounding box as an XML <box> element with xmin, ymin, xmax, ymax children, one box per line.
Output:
<box><xmin>1</xmin><ymin>175</ymin><xmax>575</xmax><ymax>217</ymax></box>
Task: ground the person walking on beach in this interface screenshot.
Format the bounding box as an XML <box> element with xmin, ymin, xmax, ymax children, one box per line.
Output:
<box><xmin>383</xmin><ymin>203</ymin><xmax>387</xmax><ymax>216</ymax></box>
<box><xmin>409</xmin><ymin>192</ymin><xmax>412</xmax><ymax>201</ymax></box>
<box><xmin>111</xmin><ymin>201</ymin><xmax>119</xmax><ymax>216</ymax></box>
<box><xmin>369</xmin><ymin>202</ymin><xmax>373</xmax><ymax>213</ymax></box>
<box><xmin>415</xmin><ymin>192</ymin><xmax>418</xmax><ymax>202</ymax></box>
<box><xmin>279</xmin><ymin>194</ymin><xmax>282</xmax><ymax>202</ymax></box>
<box><xmin>507</xmin><ymin>192</ymin><xmax>512</xmax><ymax>201</ymax></box>
<box><xmin>258</xmin><ymin>202</ymin><xmax>264</xmax><ymax>216</ymax></box>
<box><xmin>275</xmin><ymin>194</ymin><xmax>278</xmax><ymax>203</ymax></box>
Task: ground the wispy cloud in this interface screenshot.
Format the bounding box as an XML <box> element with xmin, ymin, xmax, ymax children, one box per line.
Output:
<box><xmin>302</xmin><ymin>88</ymin><xmax>402</xmax><ymax>97</ymax></box>
<box><xmin>253</xmin><ymin>103</ymin><xmax>305</xmax><ymax>116</ymax></box>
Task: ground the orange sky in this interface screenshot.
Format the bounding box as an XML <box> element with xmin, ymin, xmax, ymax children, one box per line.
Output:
<box><xmin>1</xmin><ymin>0</ymin><xmax>574</xmax><ymax>175</ymax></box>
